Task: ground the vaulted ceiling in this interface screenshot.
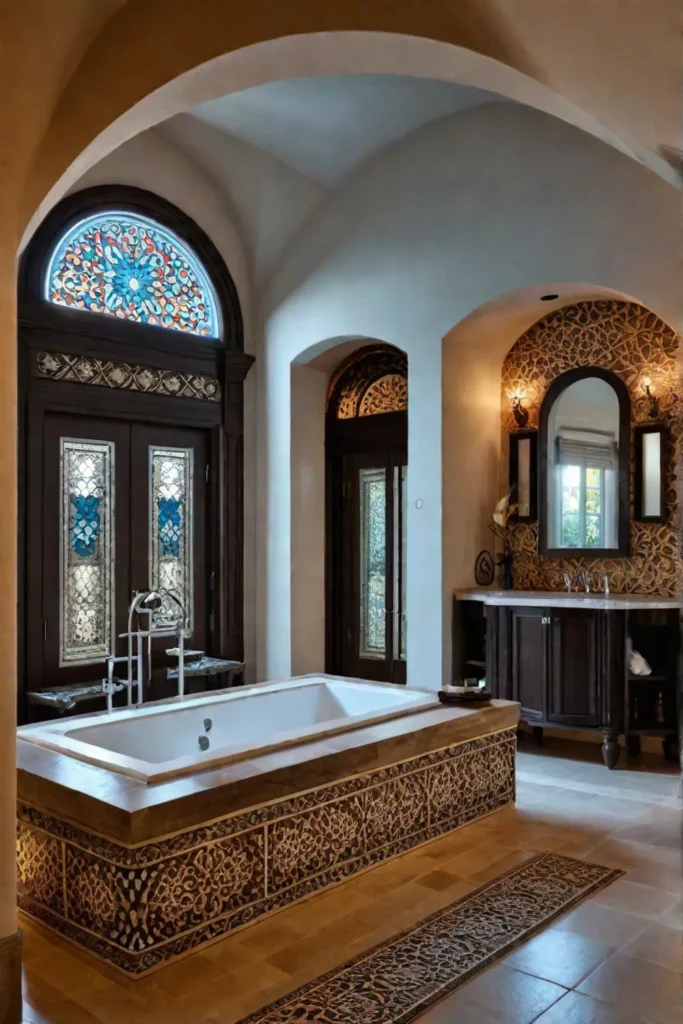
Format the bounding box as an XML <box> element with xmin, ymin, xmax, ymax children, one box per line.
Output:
<box><xmin>9</xmin><ymin>0</ymin><xmax>680</xmax><ymax>240</ymax></box>
<box><xmin>185</xmin><ymin>75</ymin><xmax>503</xmax><ymax>186</ymax></box>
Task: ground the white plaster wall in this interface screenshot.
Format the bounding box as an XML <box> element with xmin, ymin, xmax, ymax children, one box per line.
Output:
<box><xmin>160</xmin><ymin>115</ymin><xmax>327</xmax><ymax>287</ymax></box>
<box><xmin>262</xmin><ymin>101</ymin><xmax>678</xmax><ymax>689</ymax></box>
<box><xmin>290</xmin><ymin>365</ymin><xmax>328</xmax><ymax>675</ymax></box>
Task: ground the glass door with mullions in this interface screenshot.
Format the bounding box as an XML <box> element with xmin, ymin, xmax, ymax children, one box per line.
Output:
<box><xmin>342</xmin><ymin>451</ymin><xmax>406</xmax><ymax>683</ymax></box>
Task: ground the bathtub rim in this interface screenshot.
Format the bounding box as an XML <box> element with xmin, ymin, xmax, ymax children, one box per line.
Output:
<box><xmin>18</xmin><ymin>699</ymin><xmax>521</xmax><ymax>845</ymax></box>
<box><xmin>17</xmin><ymin>674</ymin><xmax>439</xmax><ymax>784</ymax></box>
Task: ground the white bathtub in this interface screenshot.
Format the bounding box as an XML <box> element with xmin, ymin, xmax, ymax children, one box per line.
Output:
<box><xmin>18</xmin><ymin>674</ymin><xmax>439</xmax><ymax>783</ymax></box>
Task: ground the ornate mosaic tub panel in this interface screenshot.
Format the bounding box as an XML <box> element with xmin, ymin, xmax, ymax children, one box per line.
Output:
<box><xmin>17</xmin><ymin>727</ymin><xmax>515</xmax><ymax>977</ymax></box>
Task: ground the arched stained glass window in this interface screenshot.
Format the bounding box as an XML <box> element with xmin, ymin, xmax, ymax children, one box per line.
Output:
<box><xmin>327</xmin><ymin>345</ymin><xmax>408</xmax><ymax>419</ymax></box>
<box><xmin>45</xmin><ymin>211</ymin><xmax>221</xmax><ymax>338</ymax></box>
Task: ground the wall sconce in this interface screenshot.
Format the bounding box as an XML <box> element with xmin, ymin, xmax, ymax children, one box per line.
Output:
<box><xmin>511</xmin><ymin>391</ymin><xmax>529</xmax><ymax>428</ymax></box>
<box><xmin>641</xmin><ymin>376</ymin><xmax>660</xmax><ymax>420</ymax></box>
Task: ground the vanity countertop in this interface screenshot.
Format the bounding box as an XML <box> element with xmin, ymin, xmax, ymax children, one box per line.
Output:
<box><xmin>455</xmin><ymin>588</ymin><xmax>683</xmax><ymax>611</ymax></box>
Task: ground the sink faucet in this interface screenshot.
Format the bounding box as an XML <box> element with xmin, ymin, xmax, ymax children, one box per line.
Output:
<box><xmin>572</xmin><ymin>570</ymin><xmax>592</xmax><ymax>593</ymax></box>
<box><xmin>603</xmin><ymin>573</ymin><xmax>610</xmax><ymax>596</ymax></box>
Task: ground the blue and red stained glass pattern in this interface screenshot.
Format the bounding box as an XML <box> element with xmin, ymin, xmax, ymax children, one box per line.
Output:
<box><xmin>45</xmin><ymin>211</ymin><xmax>220</xmax><ymax>338</ymax></box>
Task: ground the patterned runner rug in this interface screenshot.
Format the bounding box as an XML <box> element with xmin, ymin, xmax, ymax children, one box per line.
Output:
<box><xmin>238</xmin><ymin>852</ymin><xmax>622</xmax><ymax>1024</ymax></box>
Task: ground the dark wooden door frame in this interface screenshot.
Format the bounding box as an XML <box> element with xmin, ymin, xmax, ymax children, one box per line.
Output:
<box><xmin>17</xmin><ymin>185</ymin><xmax>254</xmax><ymax>722</ymax></box>
<box><xmin>326</xmin><ymin>410</ymin><xmax>407</xmax><ymax>681</ymax></box>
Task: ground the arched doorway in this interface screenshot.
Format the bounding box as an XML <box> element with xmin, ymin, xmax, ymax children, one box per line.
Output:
<box><xmin>326</xmin><ymin>344</ymin><xmax>407</xmax><ymax>684</ymax></box>
<box><xmin>18</xmin><ymin>185</ymin><xmax>252</xmax><ymax>721</ymax></box>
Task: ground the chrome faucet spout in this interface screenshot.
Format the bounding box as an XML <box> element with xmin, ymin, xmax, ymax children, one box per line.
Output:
<box><xmin>116</xmin><ymin>589</ymin><xmax>187</xmax><ymax>710</ymax></box>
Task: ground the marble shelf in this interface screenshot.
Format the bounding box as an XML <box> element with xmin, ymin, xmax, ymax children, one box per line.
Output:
<box><xmin>166</xmin><ymin>656</ymin><xmax>244</xmax><ymax>680</ymax></box>
<box><xmin>455</xmin><ymin>588</ymin><xmax>683</xmax><ymax>611</ymax></box>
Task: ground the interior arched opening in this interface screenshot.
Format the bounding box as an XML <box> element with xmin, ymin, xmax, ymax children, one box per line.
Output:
<box><xmin>325</xmin><ymin>344</ymin><xmax>408</xmax><ymax>683</ymax></box>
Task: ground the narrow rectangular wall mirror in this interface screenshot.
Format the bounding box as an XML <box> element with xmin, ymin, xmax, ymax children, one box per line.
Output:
<box><xmin>635</xmin><ymin>424</ymin><xmax>665</xmax><ymax>522</ymax></box>
<box><xmin>509</xmin><ymin>430</ymin><xmax>537</xmax><ymax>521</ymax></box>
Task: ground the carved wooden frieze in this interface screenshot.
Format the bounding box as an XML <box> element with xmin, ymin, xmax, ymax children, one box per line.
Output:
<box><xmin>35</xmin><ymin>350</ymin><xmax>221</xmax><ymax>402</ymax></box>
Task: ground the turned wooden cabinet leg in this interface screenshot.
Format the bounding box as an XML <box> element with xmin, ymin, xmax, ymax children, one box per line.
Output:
<box><xmin>532</xmin><ymin>726</ymin><xmax>543</xmax><ymax>746</ymax></box>
<box><xmin>626</xmin><ymin>735</ymin><xmax>641</xmax><ymax>758</ymax></box>
<box><xmin>601</xmin><ymin>731</ymin><xmax>620</xmax><ymax>769</ymax></box>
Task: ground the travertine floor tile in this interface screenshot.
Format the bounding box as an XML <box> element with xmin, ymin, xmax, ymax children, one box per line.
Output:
<box><xmin>413</xmin><ymin>867</ymin><xmax>463</xmax><ymax>890</ymax></box>
<box><xmin>626</xmin><ymin>922</ymin><xmax>683</xmax><ymax>974</ymax></box>
<box><xmin>591</xmin><ymin>880</ymin><xmax>679</xmax><ymax>920</ymax></box>
<box><xmin>534</xmin><ymin>989</ymin><xmax>661</xmax><ymax>1023</ymax></box>
<box><xmin>503</xmin><ymin>928</ymin><xmax>615</xmax><ymax>987</ymax></box>
<box><xmin>416</xmin><ymin>997</ymin><xmax>510</xmax><ymax>1023</ymax></box>
<box><xmin>661</xmin><ymin>901</ymin><xmax>683</xmax><ymax>932</ymax></box>
<box><xmin>468</xmin><ymin>847</ymin><xmax>536</xmax><ymax>882</ymax></box>
<box><xmin>552</xmin><ymin>901</ymin><xmax>650</xmax><ymax>948</ymax></box>
<box><xmin>577</xmin><ymin>952</ymin><xmax>683</xmax><ymax>1024</ymax></box>
<box><xmin>438</xmin><ymin>963</ymin><xmax>567</xmax><ymax>1023</ymax></box>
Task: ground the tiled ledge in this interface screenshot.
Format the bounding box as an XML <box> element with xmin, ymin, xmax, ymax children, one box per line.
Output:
<box><xmin>17</xmin><ymin>700</ymin><xmax>519</xmax><ymax>844</ymax></box>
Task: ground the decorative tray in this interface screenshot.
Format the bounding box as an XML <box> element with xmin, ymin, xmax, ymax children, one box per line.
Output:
<box><xmin>438</xmin><ymin>690</ymin><xmax>492</xmax><ymax>705</ymax></box>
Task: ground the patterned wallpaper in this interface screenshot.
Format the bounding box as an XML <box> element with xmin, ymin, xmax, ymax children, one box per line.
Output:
<box><xmin>501</xmin><ymin>300</ymin><xmax>682</xmax><ymax>595</ymax></box>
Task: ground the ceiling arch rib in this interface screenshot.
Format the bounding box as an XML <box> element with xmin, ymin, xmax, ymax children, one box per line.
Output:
<box><xmin>23</xmin><ymin>13</ymin><xmax>679</xmax><ymax>243</ymax></box>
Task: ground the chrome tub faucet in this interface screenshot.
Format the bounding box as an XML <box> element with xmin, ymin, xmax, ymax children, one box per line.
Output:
<box><xmin>102</xmin><ymin>589</ymin><xmax>187</xmax><ymax>713</ymax></box>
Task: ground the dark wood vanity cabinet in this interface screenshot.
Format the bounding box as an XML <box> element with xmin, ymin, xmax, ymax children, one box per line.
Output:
<box><xmin>485</xmin><ymin>604</ymin><xmax>626</xmax><ymax>767</ymax></box>
<box><xmin>507</xmin><ymin>608</ymin><xmax>547</xmax><ymax>724</ymax></box>
<box><xmin>455</xmin><ymin>595</ymin><xmax>679</xmax><ymax>768</ymax></box>
<box><xmin>547</xmin><ymin>608</ymin><xmax>602</xmax><ymax>727</ymax></box>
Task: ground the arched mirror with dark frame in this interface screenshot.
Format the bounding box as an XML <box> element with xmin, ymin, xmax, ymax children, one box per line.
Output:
<box><xmin>538</xmin><ymin>366</ymin><xmax>630</xmax><ymax>557</ymax></box>
<box><xmin>17</xmin><ymin>184</ymin><xmax>254</xmax><ymax>723</ymax></box>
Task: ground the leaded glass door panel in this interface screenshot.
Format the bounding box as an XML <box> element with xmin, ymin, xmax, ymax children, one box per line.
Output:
<box><xmin>341</xmin><ymin>451</ymin><xmax>406</xmax><ymax>684</ymax></box>
<box><xmin>37</xmin><ymin>414</ymin><xmax>132</xmax><ymax>692</ymax></box>
<box><xmin>130</xmin><ymin>424</ymin><xmax>209</xmax><ymax>677</ymax></box>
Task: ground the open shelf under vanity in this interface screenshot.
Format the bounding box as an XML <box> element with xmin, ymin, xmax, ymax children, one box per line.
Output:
<box><xmin>625</xmin><ymin>609</ymin><xmax>679</xmax><ymax>758</ymax></box>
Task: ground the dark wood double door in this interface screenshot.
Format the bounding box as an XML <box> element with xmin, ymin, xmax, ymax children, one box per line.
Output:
<box><xmin>28</xmin><ymin>411</ymin><xmax>210</xmax><ymax>698</ymax></box>
<box><xmin>329</xmin><ymin>439</ymin><xmax>407</xmax><ymax>685</ymax></box>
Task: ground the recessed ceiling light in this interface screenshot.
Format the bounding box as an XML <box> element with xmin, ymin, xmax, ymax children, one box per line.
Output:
<box><xmin>540</xmin><ymin>293</ymin><xmax>559</xmax><ymax>301</ymax></box>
